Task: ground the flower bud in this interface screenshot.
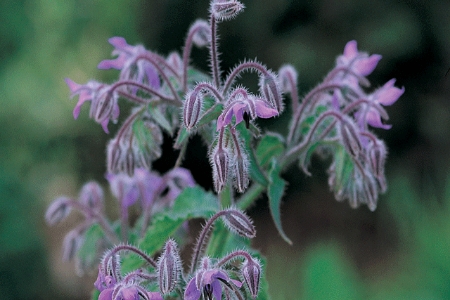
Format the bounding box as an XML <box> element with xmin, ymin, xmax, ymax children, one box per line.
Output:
<box><xmin>45</xmin><ymin>196</ymin><xmax>72</xmax><ymax>225</ymax></box>
<box><xmin>107</xmin><ymin>139</ymin><xmax>123</xmax><ymax>174</ymax></box>
<box><xmin>183</xmin><ymin>90</ymin><xmax>203</xmax><ymax>130</ymax></box>
<box><xmin>233</xmin><ymin>153</ymin><xmax>249</xmax><ymax>193</ymax></box>
<box><xmin>340</xmin><ymin>119</ymin><xmax>362</xmax><ymax>158</ymax></box>
<box><xmin>222</xmin><ymin>208</ymin><xmax>256</xmax><ymax>238</ymax></box>
<box><xmin>94</xmin><ymin>89</ymin><xmax>117</xmax><ymax>124</ymax></box>
<box><xmin>259</xmin><ymin>72</ymin><xmax>283</xmax><ymax>113</ymax></box>
<box><xmin>278</xmin><ymin>64</ymin><xmax>298</xmax><ymax>93</ymax></box>
<box><xmin>210</xmin><ymin>145</ymin><xmax>230</xmax><ymax>192</ymax></box>
<box><xmin>191</xmin><ymin>20</ymin><xmax>211</xmax><ymax>47</ymax></box>
<box><xmin>62</xmin><ymin>228</ymin><xmax>83</xmax><ymax>261</ymax></box>
<box><xmin>79</xmin><ymin>181</ymin><xmax>104</xmax><ymax>212</ymax></box>
<box><xmin>211</xmin><ymin>0</ymin><xmax>245</xmax><ymax>21</ymax></box>
<box><xmin>241</xmin><ymin>258</ymin><xmax>261</xmax><ymax>298</ymax></box>
<box><xmin>369</xmin><ymin>140</ymin><xmax>386</xmax><ymax>179</ymax></box>
<box><xmin>158</xmin><ymin>239</ymin><xmax>182</xmax><ymax>294</ymax></box>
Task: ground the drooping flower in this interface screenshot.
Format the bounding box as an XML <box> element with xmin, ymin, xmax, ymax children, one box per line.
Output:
<box><xmin>336</xmin><ymin>40</ymin><xmax>382</xmax><ymax>77</ymax></box>
<box><xmin>98</xmin><ymin>37</ymin><xmax>160</xmax><ymax>90</ymax></box>
<box><xmin>357</xmin><ymin>78</ymin><xmax>404</xmax><ymax>129</ymax></box>
<box><xmin>65</xmin><ymin>78</ymin><xmax>119</xmax><ymax>133</ymax></box>
<box><xmin>217</xmin><ymin>92</ymin><xmax>278</xmax><ymax>130</ymax></box>
<box><xmin>184</xmin><ymin>268</ymin><xmax>242</xmax><ymax>300</ymax></box>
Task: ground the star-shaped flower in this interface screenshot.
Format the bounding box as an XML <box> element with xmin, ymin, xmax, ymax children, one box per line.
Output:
<box><xmin>184</xmin><ymin>269</ymin><xmax>242</xmax><ymax>300</ymax></box>
<box><xmin>359</xmin><ymin>78</ymin><xmax>404</xmax><ymax>129</ymax></box>
<box><xmin>217</xmin><ymin>93</ymin><xmax>278</xmax><ymax>130</ymax></box>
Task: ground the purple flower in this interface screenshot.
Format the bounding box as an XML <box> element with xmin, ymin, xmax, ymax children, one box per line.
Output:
<box><xmin>359</xmin><ymin>78</ymin><xmax>404</xmax><ymax>129</ymax></box>
<box><xmin>94</xmin><ymin>265</ymin><xmax>116</xmax><ymax>292</ymax></box>
<box><xmin>106</xmin><ymin>173</ymin><xmax>139</xmax><ymax>208</ymax></box>
<box><xmin>65</xmin><ymin>78</ymin><xmax>119</xmax><ymax>133</ymax></box>
<box><xmin>184</xmin><ymin>269</ymin><xmax>242</xmax><ymax>300</ymax></box>
<box><xmin>98</xmin><ymin>37</ymin><xmax>160</xmax><ymax>90</ymax></box>
<box><xmin>217</xmin><ymin>93</ymin><xmax>278</xmax><ymax>130</ymax></box>
<box><xmin>337</xmin><ymin>40</ymin><xmax>382</xmax><ymax>77</ymax></box>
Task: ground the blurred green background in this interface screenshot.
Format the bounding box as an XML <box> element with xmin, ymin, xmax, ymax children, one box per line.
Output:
<box><xmin>1</xmin><ymin>0</ymin><xmax>450</xmax><ymax>299</ymax></box>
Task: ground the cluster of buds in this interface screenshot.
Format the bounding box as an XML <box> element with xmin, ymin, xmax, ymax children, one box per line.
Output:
<box><xmin>45</xmin><ymin>168</ymin><xmax>195</xmax><ymax>273</ymax></box>
<box><xmin>283</xmin><ymin>40</ymin><xmax>403</xmax><ymax>211</ymax></box>
<box><xmin>93</xmin><ymin>208</ymin><xmax>261</xmax><ymax>299</ymax></box>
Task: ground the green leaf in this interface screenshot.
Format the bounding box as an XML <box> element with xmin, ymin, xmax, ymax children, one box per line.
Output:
<box><xmin>174</xmin><ymin>126</ymin><xmax>190</xmax><ymax>149</ymax></box>
<box><xmin>267</xmin><ymin>159</ymin><xmax>292</xmax><ymax>244</ymax></box>
<box><xmin>187</xmin><ymin>68</ymin><xmax>212</xmax><ymax>87</ymax></box>
<box><xmin>77</xmin><ymin>223</ymin><xmax>104</xmax><ymax>271</ymax></box>
<box><xmin>139</xmin><ymin>186</ymin><xmax>219</xmax><ymax>256</ymax></box>
<box><xmin>256</xmin><ymin>133</ymin><xmax>285</xmax><ymax>168</ymax></box>
<box><xmin>148</xmin><ymin>103</ymin><xmax>173</xmax><ymax>134</ymax></box>
<box><xmin>197</xmin><ymin>102</ymin><xmax>223</xmax><ymax>127</ymax></box>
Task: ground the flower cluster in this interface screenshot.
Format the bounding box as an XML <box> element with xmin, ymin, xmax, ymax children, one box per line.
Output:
<box><xmin>93</xmin><ymin>209</ymin><xmax>261</xmax><ymax>299</ymax></box>
<box><xmin>282</xmin><ymin>40</ymin><xmax>403</xmax><ymax>211</ymax></box>
<box><xmin>47</xmin><ymin>0</ymin><xmax>403</xmax><ymax>298</ymax></box>
<box><xmin>45</xmin><ymin>168</ymin><xmax>195</xmax><ymax>273</ymax></box>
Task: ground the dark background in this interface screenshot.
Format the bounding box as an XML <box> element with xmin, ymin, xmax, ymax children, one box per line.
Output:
<box><xmin>1</xmin><ymin>0</ymin><xmax>450</xmax><ymax>299</ymax></box>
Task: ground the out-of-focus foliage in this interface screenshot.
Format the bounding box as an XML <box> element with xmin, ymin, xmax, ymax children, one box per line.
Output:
<box><xmin>0</xmin><ymin>0</ymin><xmax>141</xmax><ymax>298</ymax></box>
<box><xmin>2</xmin><ymin>0</ymin><xmax>450</xmax><ymax>299</ymax></box>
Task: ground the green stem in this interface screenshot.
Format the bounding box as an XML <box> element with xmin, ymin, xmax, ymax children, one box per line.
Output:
<box><xmin>237</xmin><ymin>183</ymin><xmax>265</xmax><ymax>210</ymax></box>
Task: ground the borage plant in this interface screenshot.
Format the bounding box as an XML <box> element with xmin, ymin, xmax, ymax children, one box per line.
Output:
<box><xmin>46</xmin><ymin>0</ymin><xmax>404</xmax><ymax>299</ymax></box>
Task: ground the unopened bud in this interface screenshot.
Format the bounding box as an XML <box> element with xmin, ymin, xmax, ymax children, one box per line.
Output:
<box><xmin>62</xmin><ymin>228</ymin><xmax>83</xmax><ymax>261</ymax></box>
<box><xmin>259</xmin><ymin>72</ymin><xmax>283</xmax><ymax>113</ymax></box>
<box><xmin>94</xmin><ymin>89</ymin><xmax>117</xmax><ymax>124</ymax></box>
<box><xmin>210</xmin><ymin>145</ymin><xmax>230</xmax><ymax>193</ymax></box>
<box><xmin>241</xmin><ymin>258</ymin><xmax>261</xmax><ymax>298</ymax></box>
<box><xmin>340</xmin><ymin>119</ymin><xmax>362</xmax><ymax>158</ymax></box>
<box><xmin>79</xmin><ymin>181</ymin><xmax>104</xmax><ymax>212</ymax></box>
<box><xmin>166</xmin><ymin>51</ymin><xmax>183</xmax><ymax>74</ymax></box>
<box><xmin>222</xmin><ymin>208</ymin><xmax>256</xmax><ymax>238</ymax></box>
<box><xmin>107</xmin><ymin>138</ymin><xmax>124</xmax><ymax>174</ymax></box>
<box><xmin>369</xmin><ymin>140</ymin><xmax>386</xmax><ymax>179</ymax></box>
<box><xmin>183</xmin><ymin>90</ymin><xmax>203</xmax><ymax>130</ymax></box>
<box><xmin>191</xmin><ymin>20</ymin><xmax>210</xmax><ymax>47</ymax></box>
<box><xmin>211</xmin><ymin>0</ymin><xmax>245</xmax><ymax>21</ymax></box>
<box><xmin>125</xmin><ymin>147</ymin><xmax>135</xmax><ymax>176</ymax></box>
<box><xmin>45</xmin><ymin>196</ymin><xmax>72</xmax><ymax>225</ymax></box>
<box><xmin>158</xmin><ymin>239</ymin><xmax>182</xmax><ymax>294</ymax></box>
<box><xmin>233</xmin><ymin>153</ymin><xmax>249</xmax><ymax>193</ymax></box>
<box><xmin>278</xmin><ymin>64</ymin><xmax>298</xmax><ymax>93</ymax></box>
<box><xmin>363</xmin><ymin>176</ymin><xmax>378</xmax><ymax>212</ymax></box>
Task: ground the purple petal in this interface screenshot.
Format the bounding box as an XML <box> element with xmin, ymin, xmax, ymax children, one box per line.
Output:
<box><xmin>100</xmin><ymin>118</ymin><xmax>110</xmax><ymax>134</ymax></box>
<box><xmin>147</xmin><ymin>292</ymin><xmax>163</xmax><ymax>300</ymax></box>
<box><xmin>98</xmin><ymin>57</ymin><xmax>126</xmax><ymax>70</ymax></box>
<box><xmin>65</xmin><ymin>78</ymin><xmax>82</xmax><ymax>94</ymax></box>
<box><xmin>354</xmin><ymin>54</ymin><xmax>382</xmax><ymax>76</ymax></box>
<box><xmin>120</xmin><ymin>287</ymin><xmax>140</xmax><ymax>300</ymax></box>
<box><xmin>109</xmin><ymin>36</ymin><xmax>129</xmax><ymax>50</ymax></box>
<box><xmin>184</xmin><ymin>277</ymin><xmax>201</xmax><ymax>300</ymax></box>
<box><xmin>217</xmin><ymin>106</ymin><xmax>235</xmax><ymax>130</ymax></box>
<box><xmin>366</xmin><ymin>109</ymin><xmax>392</xmax><ymax>129</ymax></box>
<box><xmin>254</xmin><ymin>100</ymin><xmax>278</xmax><ymax>119</ymax></box>
<box><xmin>211</xmin><ymin>279</ymin><xmax>223</xmax><ymax>300</ymax></box>
<box><xmin>233</xmin><ymin>102</ymin><xmax>247</xmax><ymax>125</ymax></box>
<box><xmin>343</xmin><ymin>40</ymin><xmax>358</xmax><ymax>59</ymax></box>
<box><xmin>98</xmin><ymin>288</ymin><xmax>113</xmax><ymax>300</ymax></box>
<box><xmin>377</xmin><ymin>79</ymin><xmax>404</xmax><ymax>106</ymax></box>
